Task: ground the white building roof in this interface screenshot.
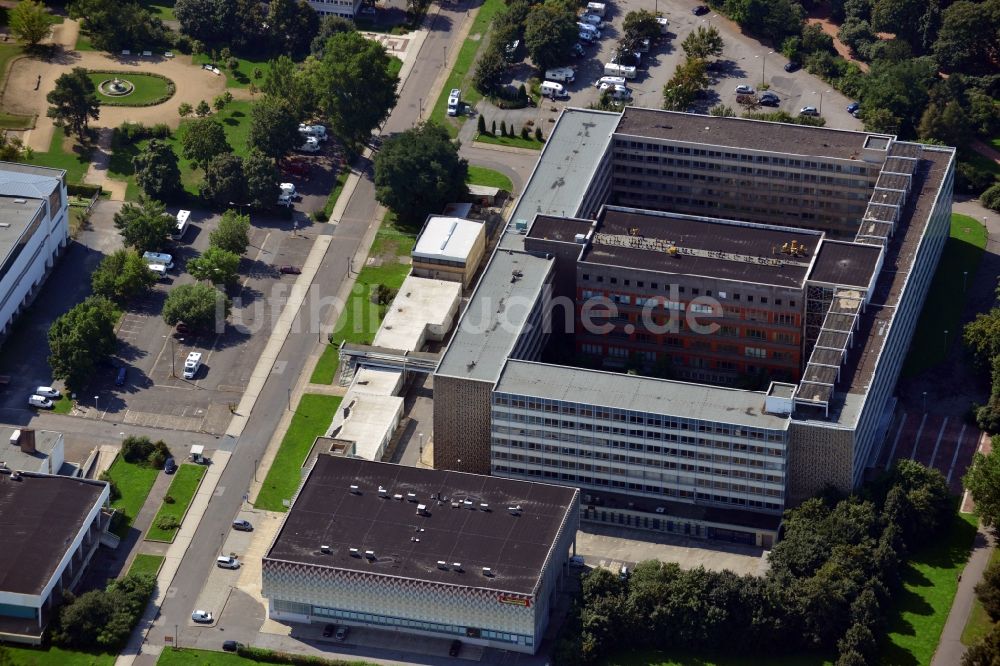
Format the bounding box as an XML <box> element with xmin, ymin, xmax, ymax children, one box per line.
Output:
<box><xmin>351</xmin><ymin>367</ymin><xmax>403</xmax><ymax>396</ymax></box>
<box><xmin>413</xmin><ymin>216</ymin><xmax>484</xmax><ymax>264</ymax></box>
<box><xmin>371</xmin><ymin>275</ymin><xmax>462</xmax><ymax>352</ymax></box>
<box><xmin>327</xmin><ymin>392</ymin><xmax>404</xmax><ymax>461</ymax></box>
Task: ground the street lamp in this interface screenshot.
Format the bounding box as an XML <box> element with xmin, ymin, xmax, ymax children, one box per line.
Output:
<box><xmin>287</xmin><ymin>387</ymin><xmax>292</xmax><ymax>411</ymax></box>
<box><xmin>94</xmin><ymin>395</ymin><xmax>99</xmax><ymax>413</ymax></box>
<box><xmin>944</xmin><ymin>329</ymin><xmax>949</xmax><ymax>353</ymax></box>
<box><xmin>922</xmin><ymin>391</ymin><xmax>927</xmax><ymax>412</ymax></box>
<box><xmin>756</xmin><ymin>51</ymin><xmax>773</xmax><ymax>87</ymax></box>
<box><xmin>963</xmin><ymin>271</ymin><xmax>969</xmax><ymax>291</ymax></box>
<box><xmin>814</xmin><ymin>89</ymin><xmax>831</xmax><ymax>115</ymax></box>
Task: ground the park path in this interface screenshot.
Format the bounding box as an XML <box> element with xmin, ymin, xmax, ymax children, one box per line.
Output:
<box><xmin>84</xmin><ymin>127</ymin><xmax>128</xmax><ymax>200</ymax></box>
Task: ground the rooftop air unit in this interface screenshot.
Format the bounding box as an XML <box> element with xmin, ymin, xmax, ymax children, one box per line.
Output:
<box><xmin>463</xmin><ymin>500</ymin><xmax>474</xmax><ymax>509</ymax></box>
<box><xmin>378</xmin><ymin>486</ymin><xmax>388</xmax><ymax>497</ymax></box>
<box><xmin>437</xmin><ymin>560</ymin><xmax>448</xmax><ymax>570</ymax></box>
<box><xmin>349</xmin><ymin>548</ymin><xmax>360</xmax><ymax>557</ymax></box>
<box><xmin>508</xmin><ymin>505</ymin><xmax>522</xmax><ymax>516</ymax></box>
<box><xmin>393</xmin><ymin>493</ymin><xmax>404</xmax><ymax>501</ymax></box>
<box><xmin>482</xmin><ymin>567</ymin><xmax>494</xmax><ymax>577</ymax></box>
<box><xmin>349</xmin><ymin>484</ymin><xmax>360</xmax><ymax>494</ymax></box>
<box><xmin>365</xmin><ymin>550</ymin><xmax>375</xmax><ymax>560</ymax></box>
<box><xmin>453</xmin><ymin>563</ymin><xmax>463</xmax><ymax>572</ymax></box>
<box><xmin>406</xmin><ymin>492</ymin><xmax>417</xmax><ymax>501</ymax></box>
<box><xmin>320</xmin><ymin>545</ymin><xmax>331</xmax><ymax>554</ymax></box>
<box><xmin>416</xmin><ymin>503</ymin><xmax>427</xmax><ymax>515</ymax></box>
<box><xmin>480</xmin><ymin>503</ymin><xmax>490</xmax><ymax>511</ymax></box>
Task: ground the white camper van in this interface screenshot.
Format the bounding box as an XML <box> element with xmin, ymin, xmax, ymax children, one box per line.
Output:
<box><xmin>539</xmin><ymin>81</ymin><xmax>569</xmax><ymax>99</ymax></box>
<box><xmin>545</xmin><ymin>67</ymin><xmax>575</xmax><ymax>83</ymax></box>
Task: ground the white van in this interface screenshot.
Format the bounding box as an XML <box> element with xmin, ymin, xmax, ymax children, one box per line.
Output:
<box><xmin>148</xmin><ymin>263</ymin><xmax>168</xmax><ymax>279</ymax></box>
<box><xmin>142</xmin><ymin>251</ymin><xmax>173</xmax><ymax>269</ymax></box>
<box><xmin>545</xmin><ymin>67</ymin><xmax>575</xmax><ymax>83</ymax></box>
<box><xmin>298</xmin><ymin>123</ymin><xmax>327</xmax><ymax>140</ymax></box>
<box><xmin>173</xmin><ymin>209</ymin><xmax>191</xmax><ymax>239</ymax></box>
<box><xmin>656</xmin><ymin>16</ymin><xmax>669</xmax><ymax>34</ymax></box>
<box><xmin>183</xmin><ymin>351</ymin><xmax>202</xmax><ymax>380</ymax></box>
<box><xmin>447</xmin><ymin>88</ymin><xmax>461</xmax><ymax>116</ymax></box>
<box><xmin>586</xmin><ymin>2</ymin><xmax>606</xmax><ymax>17</ymax></box>
<box><xmin>604</xmin><ymin>62</ymin><xmax>637</xmax><ymax>79</ymax></box>
<box><xmin>539</xmin><ymin>81</ymin><xmax>569</xmax><ymax>99</ymax></box>
<box><xmin>299</xmin><ymin>136</ymin><xmax>321</xmax><ymax>153</ymax></box>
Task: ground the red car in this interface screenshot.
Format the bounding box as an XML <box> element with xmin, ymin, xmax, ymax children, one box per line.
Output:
<box><xmin>175</xmin><ymin>322</ymin><xmax>191</xmax><ymax>335</ymax></box>
<box><xmin>279</xmin><ymin>265</ymin><xmax>302</xmax><ymax>275</ymax></box>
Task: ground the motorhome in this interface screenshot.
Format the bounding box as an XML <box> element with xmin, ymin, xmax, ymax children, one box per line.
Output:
<box><xmin>173</xmin><ymin>209</ymin><xmax>191</xmax><ymax>239</ymax></box>
<box><xmin>539</xmin><ymin>81</ymin><xmax>569</xmax><ymax>99</ymax></box>
<box><xmin>604</xmin><ymin>62</ymin><xmax>637</xmax><ymax>79</ymax></box>
<box><xmin>545</xmin><ymin>67</ymin><xmax>575</xmax><ymax>83</ymax></box>
<box><xmin>142</xmin><ymin>251</ymin><xmax>174</xmax><ymax>269</ymax></box>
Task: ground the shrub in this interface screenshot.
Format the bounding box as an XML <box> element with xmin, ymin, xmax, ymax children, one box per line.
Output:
<box><xmin>521</xmin><ymin>126</ymin><xmax>530</xmax><ymax>139</ymax></box>
<box><xmin>956</xmin><ymin>160</ymin><xmax>996</xmax><ymax>195</ymax></box>
<box><xmin>500</xmin><ymin>120</ymin><xmax>507</xmax><ymax>137</ymax></box>
<box><xmin>172</xmin><ymin>34</ymin><xmax>192</xmax><ymax>55</ymax></box>
<box><xmin>313</xmin><ymin>209</ymin><xmax>329</xmax><ymax>222</ymax></box>
<box><xmin>163</xmin><ymin>495</ymin><xmax>176</xmax><ymax>504</ymax></box>
<box><xmin>535</xmin><ymin>127</ymin><xmax>543</xmax><ymax>142</ymax></box>
<box><xmin>477</xmin><ymin>114</ymin><xmax>487</xmax><ymax>134</ymax></box>
<box><xmin>976</xmin><ymin>563</ymin><xmax>1000</xmax><ymax>622</ymax></box>
<box><xmin>981</xmin><ymin>182</ymin><xmax>1000</xmax><ymax>212</ymax></box>
<box><xmin>491</xmin><ymin>119</ymin><xmax>497</xmax><ymax>135</ymax></box>
<box><xmin>121</xmin><ymin>436</ymin><xmax>171</xmax><ymax>468</ymax></box>
<box><xmin>156</xmin><ymin>516</ymin><xmax>181</xmax><ymax>531</ymax></box>
<box><xmin>99</xmin><ymin>471</ymin><xmax>121</xmax><ymax>502</ymax></box>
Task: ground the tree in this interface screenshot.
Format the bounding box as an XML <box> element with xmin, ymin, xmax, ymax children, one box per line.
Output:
<box><xmin>965</xmin><ymin>448</ymin><xmax>1000</xmax><ymax>527</ymax></box>
<box><xmin>268</xmin><ymin>0</ymin><xmax>319</xmax><ymax>58</ymax></box>
<box><xmin>181</xmin><ymin>118</ymin><xmax>231</xmax><ymax>170</ymax></box>
<box><xmin>933</xmin><ymin>0</ymin><xmax>1000</xmax><ymax>74</ymax></box>
<box><xmin>113</xmin><ymin>197</ymin><xmax>175</xmax><ymax>252</ymax></box>
<box><xmin>982</xmin><ymin>183</ymin><xmax>1000</xmax><ymax>213</ymax></box>
<box><xmin>132</xmin><ymin>139</ymin><xmax>182</xmax><ymax>200</ymax></box>
<box><xmin>52</xmin><ymin>573</ymin><xmax>154</xmax><ymax>650</ymax></box>
<box><xmin>964</xmin><ymin>309</ymin><xmax>1000</xmax><ymax>370</ymax></box>
<box><xmin>47</xmin><ymin>296</ymin><xmax>118</xmax><ymax>393</ymax></box>
<box><xmin>162</xmin><ymin>283</ymin><xmax>231</xmax><ymax>332</ymax></box>
<box><xmin>9</xmin><ymin>0</ymin><xmax>53</xmax><ymax>47</ymax></box>
<box><xmin>200</xmin><ymin>153</ymin><xmax>247</xmax><ymax>206</ymax></box>
<box><xmin>622</xmin><ymin>9</ymin><xmax>661</xmax><ymax>44</ymax></box>
<box><xmin>91</xmin><ymin>249</ymin><xmax>157</xmax><ymax>303</ymax></box>
<box><xmin>188</xmin><ymin>246</ymin><xmax>240</xmax><ymax>284</ymax></box>
<box><xmin>724</xmin><ymin>0</ymin><xmax>804</xmax><ymax>45</ymax></box>
<box><xmin>178</xmin><ymin>102</ymin><xmax>193</xmax><ymax>118</ymax></box>
<box><xmin>311</xmin><ymin>14</ymin><xmax>356</xmax><ymax>56</ymax></box>
<box><xmin>472</xmin><ymin>45</ymin><xmax>508</xmax><ymax>97</ymax></box>
<box><xmin>524</xmin><ymin>2</ymin><xmax>578</xmax><ymax>72</ymax></box>
<box><xmin>860</xmin><ymin>57</ymin><xmax>937</xmax><ymax>137</ymax></box>
<box><xmin>69</xmin><ymin>0</ymin><xmax>166</xmax><ymax>53</ymax></box>
<box><xmin>975</xmin><ymin>563</ymin><xmax>1000</xmax><ymax>623</ymax></box>
<box><xmin>374</xmin><ymin>121</ymin><xmax>468</xmax><ymax>227</ymax></box>
<box><xmin>312</xmin><ymin>32</ymin><xmax>398</xmax><ymax>149</ymax></box>
<box><xmin>47</xmin><ymin>68</ymin><xmax>100</xmax><ymax>138</ymax></box>
<box><xmin>964</xmin><ymin>623</ymin><xmax>1000</xmax><ymax>666</ymax></box>
<box><xmin>261</xmin><ymin>55</ymin><xmax>315</xmax><ymax>120</ymax></box>
<box><xmin>918</xmin><ymin>101</ymin><xmax>971</xmax><ymax>148</ymax></box>
<box><xmin>248</xmin><ymin>96</ymin><xmax>301</xmax><ymax>159</ymax></box>
<box><xmin>662</xmin><ymin>57</ymin><xmax>708</xmax><ymax>111</ymax></box>
<box><xmin>175</xmin><ymin>0</ymin><xmax>227</xmax><ymax>44</ymax></box>
<box><xmin>871</xmin><ymin>0</ymin><xmax>926</xmax><ymax>50</ymax></box>
<box><xmin>196</xmin><ymin>100</ymin><xmax>211</xmax><ymax>117</ymax></box>
<box><xmin>243</xmin><ymin>150</ymin><xmax>280</xmax><ymax>209</ymax></box>
<box><xmin>210</xmin><ymin>210</ymin><xmax>251</xmax><ymax>254</ymax></box>
<box><xmin>682</xmin><ymin>25</ymin><xmax>725</xmax><ymax>60</ymax></box>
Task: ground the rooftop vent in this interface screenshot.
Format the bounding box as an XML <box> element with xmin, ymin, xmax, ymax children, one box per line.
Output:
<box><xmin>451</xmin><ymin>501</ymin><xmax>460</xmax><ymax>508</ymax></box>
<box><xmin>416</xmin><ymin>503</ymin><xmax>427</xmax><ymax>515</ymax></box>
<box><xmin>365</xmin><ymin>550</ymin><xmax>375</xmax><ymax>560</ymax></box>
<box><xmin>393</xmin><ymin>493</ymin><xmax>403</xmax><ymax>501</ymax></box>
<box><xmin>12</xmin><ymin>198</ymin><xmax>25</xmax><ymax>204</ymax></box>
<box><xmin>482</xmin><ymin>567</ymin><xmax>494</xmax><ymax>577</ymax></box>
<box><xmin>463</xmin><ymin>499</ymin><xmax>474</xmax><ymax>509</ymax></box>
<box><xmin>349</xmin><ymin>484</ymin><xmax>360</xmax><ymax>494</ymax></box>
<box><xmin>349</xmin><ymin>548</ymin><xmax>360</xmax><ymax>557</ymax></box>
<box><xmin>437</xmin><ymin>560</ymin><xmax>448</xmax><ymax>570</ymax></box>
<box><xmin>320</xmin><ymin>545</ymin><xmax>331</xmax><ymax>554</ymax></box>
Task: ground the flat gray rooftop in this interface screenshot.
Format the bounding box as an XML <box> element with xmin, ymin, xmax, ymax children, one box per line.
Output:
<box><xmin>0</xmin><ymin>427</ymin><xmax>62</xmax><ymax>472</ymax></box>
<box><xmin>616</xmin><ymin>108</ymin><xmax>888</xmax><ymax>162</ymax></box>
<box><xmin>0</xmin><ymin>162</ymin><xmax>64</xmax><ymax>199</ymax></box>
<box><xmin>436</xmin><ymin>250</ymin><xmax>552</xmax><ymax>383</ymax></box>
<box><xmin>496</xmin><ymin>360</ymin><xmax>790</xmax><ymax>430</ymax></box>
<box><xmin>503</xmin><ymin>108</ymin><xmax>619</xmax><ymax>252</ymax></box>
<box><xmin>0</xmin><ymin>196</ymin><xmax>45</xmax><ymax>269</ymax></box>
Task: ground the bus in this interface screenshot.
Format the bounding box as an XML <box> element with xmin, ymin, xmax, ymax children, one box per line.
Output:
<box><xmin>173</xmin><ymin>209</ymin><xmax>191</xmax><ymax>239</ymax></box>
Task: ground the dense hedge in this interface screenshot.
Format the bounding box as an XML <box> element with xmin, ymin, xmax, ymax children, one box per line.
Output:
<box><xmin>236</xmin><ymin>646</ymin><xmax>371</xmax><ymax>665</ymax></box>
<box><xmin>50</xmin><ymin>573</ymin><xmax>155</xmax><ymax>650</ymax></box>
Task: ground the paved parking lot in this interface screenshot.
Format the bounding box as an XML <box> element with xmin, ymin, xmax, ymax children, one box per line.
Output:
<box><xmin>477</xmin><ymin>0</ymin><xmax>863</xmax><ymax>135</ymax></box>
<box><xmin>876</xmin><ymin>412</ymin><xmax>985</xmax><ymax>494</ymax></box>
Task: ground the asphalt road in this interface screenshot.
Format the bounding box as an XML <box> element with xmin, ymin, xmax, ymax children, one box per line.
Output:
<box><xmin>141</xmin><ymin>5</ymin><xmax>476</xmax><ymax>661</ymax></box>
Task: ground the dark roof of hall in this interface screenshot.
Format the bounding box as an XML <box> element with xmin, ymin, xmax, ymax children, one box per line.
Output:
<box><xmin>580</xmin><ymin>208</ymin><xmax>822</xmax><ymax>288</ymax></box>
<box><xmin>616</xmin><ymin>108</ymin><xmax>886</xmax><ymax>161</ymax></box>
<box><xmin>808</xmin><ymin>240</ymin><xmax>883</xmax><ymax>287</ymax></box>
<box><xmin>264</xmin><ymin>455</ymin><xmax>578</xmax><ymax>595</ymax></box>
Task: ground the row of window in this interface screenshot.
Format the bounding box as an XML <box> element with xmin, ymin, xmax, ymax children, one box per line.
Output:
<box><xmin>579</xmin><ymin>280</ymin><xmax>799</xmax><ymax>308</ymax></box>
<box><xmin>311</xmin><ymin>606</ymin><xmax>530</xmax><ymax>645</ymax></box>
<box><xmin>611</xmin><ymin>191</ymin><xmax>849</xmax><ymax>227</ymax></box>
<box><xmin>614</xmin><ymin>158</ymin><xmax>871</xmax><ymax>190</ymax></box>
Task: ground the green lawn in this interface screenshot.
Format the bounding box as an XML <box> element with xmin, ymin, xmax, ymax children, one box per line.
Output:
<box><xmin>25</xmin><ymin>127</ymin><xmax>93</xmax><ymax>185</ymax></box>
<box><xmin>0</xmin><ymin>645</ymin><xmax>115</xmax><ymax>666</ymax></box>
<box><xmin>322</xmin><ymin>166</ymin><xmax>351</xmax><ymax>217</ymax></box>
<box><xmin>52</xmin><ymin>394</ymin><xmax>73</xmax><ymax>414</ymax></box>
<box><xmin>140</xmin><ymin>0</ymin><xmax>177</xmax><ymax>21</ymax></box>
<box><xmin>604</xmin><ymin>651</ymin><xmax>830</xmax><ymax>666</ymax></box>
<box><xmin>109</xmin><ymin>100</ymin><xmax>253</xmax><ymax>199</ymax></box>
<box><xmin>255</xmin><ymin>394</ymin><xmax>343</xmax><ymax>511</ymax></box>
<box><xmin>310</xmin><ymin>344</ymin><xmax>340</xmax><ymax>385</ymax></box>
<box><xmin>157</xmin><ymin>647</ymin><xmax>378</xmax><ymax>666</ymax></box>
<box><xmin>193</xmin><ymin>54</ymin><xmax>273</xmax><ymax>89</ymax></box>
<box><xmin>145</xmin><ymin>464</ymin><xmax>207</xmax><ymax>542</ymax></box>
<box><xmin>88</xmin><ymin>72</ymin><xmax>175</xmax><ymax>106</ymax></box>
<box><xmin>474</xmin><ymin>131</ymin><xmax>544</xmax><ymax>151</ymax></box>
<box><xmin>902</xmin><ymin>214</ymin><xmax>989</xmax><ymax>377</ymax></box>
<box><xmin>882</xmin><ymin>512</ymin><xmax>979</xmax><ymax>665</ymax></box>
<box><xmin>388</xmin><ymin>55</ymin><xmax>403</xmax><ymax>81</ymax></box>
<box><xmin>104</xmin><ymin>454</ymin><xmax>160</xmax><ymax>537</ymax></box>
<box><xmin>128</xmin><ymin>553</ymin><xmax>165</xmax><ymax>578</ymax></box>
<box><xmin>74</xmin><ymin>34</ymin><xmax>96</xmax><ymax>52</ymax></box>
<box><xmin>467</xmin><ymin>165</ymin><xmax>513</xmax><ymax>191</ymax></box>
<box><xmin>428</xmin><ymin>0</ymin><xmax>506</xmax><ymax>135</ymax></box>
<box><xmin>963</xmin><ymin>541</ymin><xmax>999</xmax><ymax>646</ymax></box>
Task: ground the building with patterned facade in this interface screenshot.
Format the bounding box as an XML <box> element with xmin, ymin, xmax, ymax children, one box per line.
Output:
<box><xmin>432</xmin><ymin>107</ymin><xmax>955</xmax><ymax>546</ymax></box>
<box><xmin>261</xmin><ymin>455</ymin><xmax>579</xmax><ymax>653</ymax></box>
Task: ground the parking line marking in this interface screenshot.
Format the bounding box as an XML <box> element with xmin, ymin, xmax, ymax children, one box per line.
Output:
<box><xmin>928</xmin><ymin>417</ymin><xmax>948</xmax><ymax>467</ymax></box>
<box><xmin>910</xmin><ymin>413</ymin><xmax>927</xmax><ymax>460</ymax></box>
<box><xmin>884</xmin><ymin>412</ymin><xmax>907</xmax><ymax>470</ymax></box>
<box><xmin>946</xmin><ymin>424</ymin><xmax>968</xmax><ymax>484</ymax></box>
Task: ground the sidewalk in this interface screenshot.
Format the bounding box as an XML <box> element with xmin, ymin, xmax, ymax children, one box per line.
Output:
<box><xmin>932</xmin><ymin>523</ymin><xmax>995</xmax><ymax>666</ymax></box>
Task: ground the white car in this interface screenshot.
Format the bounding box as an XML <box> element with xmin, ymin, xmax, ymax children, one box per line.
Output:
<box><xmin>299</xmin><ymin>137</ymin><xmax>321</xmax><ymax>153</ymax></box>
<box><xmin>191</xmin><ymin>610</ymin><xmax>213</xmax><ymax>623</ymax></box>
<box><xmin>279</xmin><ymin>182</ymin><xmax>297</xmax><ymax>198</ymax></box>
<box><xmin>277</xmin><ymin>194</ymin><xmax>294</xmax><ymax>208</ymax></box>
<box><xmin>447</xmin><ymin>88</ymin><xmax>461</xmax><ymax>116</ymax></box>
<box><xmin>217</xmin><ymin>555</ymin><xmax>240</xmax><ymax>569</ymax></box>
<box><xmin>735</xmin><ymin>84</ymin><xmax>755</xmax><ymax>95</ymax></box>
<box><xmin>800</xmin><ymin>106</ymin><xmax>820</xmax><ymax>116</ymax></box>
<box><xmin>34</xmin><ymin>386</ymin><xmax>60</xmax><ymax>399</ymax></box>
<box><xmin>595</xmin><ymin>76</ymin><xmax>626</xmax><ymax>88</ymax></box>
<box><xmin>28</xmin><ymin>394</ymin><xmax>53</xmax><ymax>409</ymax></box>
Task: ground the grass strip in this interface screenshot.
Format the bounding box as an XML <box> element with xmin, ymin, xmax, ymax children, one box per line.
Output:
<box><xmin>962</xmin><ymin>541</ymin><xmax>1000</xmax><ymax>646</ymax></box>
<box><xmin>128</xmin><ymin>553</ymin><xmax>165</xmax><ymax>578</ymax></box>
<box><xmin>467</xmin><ymin>165</ymin><xmax>513</xmax><ymax>191</ymax></box>
<box><xmin>104</xmin><ymin>454</ymin><xmax>159</xmax><ymax>538</ymax></box>
<box><xmin>145</xmin><ymin>464</ymin><xmax>207</xmax><ymax>542</ymax></box>
<box><xmin>474</xmin><ymin>132</ymin><xmax>543</xmax><ymax>151</ymax></box>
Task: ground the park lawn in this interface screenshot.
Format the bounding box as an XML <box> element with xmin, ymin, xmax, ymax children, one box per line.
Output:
<box><xmin>145</xmin><ymin>464</ymin><xmax>207</xmax><ymax>542</ymax></box>
<box><xmin>0</xmin><ymin>645</ymin><xmax>115</xmax><ymax>666</ymax></box>
<box><xmin>25</xmin><ymin>127</ymin><xmax>92</xmax><ymax>185</ymax></box>
<box><xmin>74</xmin><ymin>34</ymin><xmax>96</xmax><ymax>52</ymax></box>
<box><xmin>881</xmin><ymin>512</ymin><xmax>979</xmax><ymax>664</ymax></box>
<box><xmin>140</xmin><ymin>0</ymin><xmax>177</xmax><ymax>21</ymax></box>
<box><xmin>962</xmin><ymin>541</ymin><xmax>1000</xmax><ymax>646</ymax></box>
<box><xmin>51</xmin><ymin>394</ymin><xmax>73</xmax><ymax>414</ymax></box>
<box><xmin>310</xmin><ymin>344</ymin><xmax>340</xmax><ymax>384</ymax></box>
<box><xmin>104</xmin><ymin>454</ymin><xmax>159</xmax><ymax>537</ymax></box>
<box><xmin>467</xmin><ymin>165</ymin><xmax>513</xmax><ymax>191</ymax></box>
<box><xmin>604</xmin><ymin>650</ymin><xmax>830</xmax><ymax>666</ymax></box>
<box><xmin>87</xmin><ymin>72</ymin><xmax>174</xmax><ymax>106</ymax></box>
<box><xmin>429</xmin><ymin>0</ymin><xmax>506</xmax><ymax>135</ymax></box>
<box><xmin>128</xmin><ymin>553</ymin><xmax>165</xmax><ymax>578</ymax></box>
<box><xmin>255</xmin><ymin>394</ymin><xmax>343</xmax><ymax>511</ymax></box>
<box><xmin>193</xmin><ymin>54</ymin><xmax>273</xmax><ymax>89</ymax></box>
<box><xmin>157</xmin><ymin>648</ymin><xmax>378</xmax><ymax>666</ymax></box>
<box><xmin>902</xmin><ymin>214</ymin><xmax>988</xmax><ymax>377</ymax></box>
<box><xmin>388</xmin><ymin>55</ymin><xmax>402</xmax><ymax>81</ymax></box>
<box><xmin>475</xmin><ymin>131</ymin><xmax>543</xmax><ymax>151</ymax></box>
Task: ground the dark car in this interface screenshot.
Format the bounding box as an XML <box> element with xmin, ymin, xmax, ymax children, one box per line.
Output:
<box><xmin>164</xmin><ymin>457</ymin><xmax>177</xmax><ymax>474</ymax></box>
<box><xmin>322</xmin><ymin>624</ymin><xmax>335</xmax><ymax>638</ymax></box>
<box><xmin>175</xmin><ymin>321</ymin><xmax>191</xmax><ymax>335</ymax></box>
<box><xmin>278</xmin><ymin>265</ymin><xmax>302</xmax><ymax>275</ymax></box>
<box><xmin>692</xmin><ymin>5</ymin><xmax>710</xmax><ymax>14</ymax></box>
<box><xmin>784</xmin><ymin>61</ymin><xmax>800</xmax><ymax>72</ymax></box>
<box><xmin>571</xmin><ymin>42</ymin><xmax>585</xmax><ymax>57</ymax></box>
<box><xmin>222</xmin><ymin>640</ymin><xmax>243</xmax><ymax>652</ymax></box>
<box><xmin>846</xmin><ymin>101</ymin><xmax>860</xmax><ymax>114</ymax></box>
<box><xmin>232</xmin><ymin>518</ymin><xmax>254</xmax><ymax>531</ymax></box>
<box><xmin>449</xmin><ymin>640</ymin><xmax>462</xmax><ymax>657</ymax></box>
<box><xmin>759</xmin><ymin>92</ymin><xmax>780</xmax><ymax>106</ymax></box>
<box><xmin>115</xmin><ymin>366</ymin><xmax>127</xmax><ymax>386</ymax></box>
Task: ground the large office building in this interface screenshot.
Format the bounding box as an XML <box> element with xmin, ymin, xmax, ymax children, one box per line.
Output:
<box><xmin>0</xmin><ymin>468</ymin><xmax>111</xmax><ymax>644</ymax></box>
<box><xmin>0</xmin><ymin>163</ymin><xmax>69</xmax><ymax>344</ymax></box>
<box><xmin>433</xmin><ymin>108</ymin><xmax>954</xmax><ymax>547</ymax></box>
<box><xmin>262</xmin><ymin>454</ymin><xmax>579</xmax><ymax>653</ymax></box>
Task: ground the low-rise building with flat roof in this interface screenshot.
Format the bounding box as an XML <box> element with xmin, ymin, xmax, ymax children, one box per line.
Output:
<box><xmin>0</xmin><ymin>469</ymin><xmax>111</xmax><ymax>644</ymax></box>
<box><xmin>371</xmin><ymin>275</ymin><xmax>462</xmax><ymax>352</ymax></box>
<box><xmin>412</xmin><ymin>217</ymin><xmax>487</xmax><ymax>287</ymax></box>
<box><xmin>262</xmin><ymin>455</ymin><xmax>579</xmax><ymax>653</ymax></box>
<box><xmin>1</xmin><ymin>428</ymin><xmax>65</xmax><ymax>476</ymax></box>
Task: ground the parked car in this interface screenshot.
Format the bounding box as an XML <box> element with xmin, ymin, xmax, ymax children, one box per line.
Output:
<box><xmin>278</xmin><ymin>265</ymin><xmax>302</xmax><ymax>275</ymax></box>
<box><xmin>503</xmin><ymin>39</ymin><xmax>520</xmax><ymax>61</ymax></box>
<box><xmin>191</xmin><ymin>610</ymin><xmax>213</xmax><ymax>623</ymax></box>
<box><xmin>692</xmin><ymin>4</ymin><xmax>710</xmax><ymax>14</ymax></box>
<box><xmin>846</xmin><ymin>101</ymin><xmax>860</xmax><ymax>114</ymax></box>
<box><xmin>579</xmin><ymin>13</ymin><xmax>604</xmax><ymax>26</ymax></box>
<box><xmin>571</xmin><ymin>42</ymin><xmax>586</xmax><ymax>57</ymax></box>
<box><xmin>175</xmin><ymin>322</ymin><xmax>191</xmax><ymax>335</ymax></box>
<box><xmin>217</xmin><ymin>555</ymin><xmax>240</xmax><ymax>569</ymax></box>
<box><xmin>735</xmin><ymin>84</ymin><xmax>755</xmax><ymax>95</ymax></box>
<box><xmin>277</xmin><ymin>193</ymin><xmax>294</xmax><ymax>208</ymax></box>
<box><xmin>447</xmin><ymin>88</ymin><xmax>461</xmax><ymax>116</ymax></box>
<box><xmin>232</xmin><ymin>519</ymin><xmax>254</xmax><ymax>531</ymax></box>
<box><xmin>322</xmin><ymin>624</ymin><xmax>335</xmax><ymax>637</ymax></box>
<box><xmin>335</xmin><ymin>626</ymin><xmax>349</xmax><ymax>641</ymax></box>
<box><xmin>164</xmin><ymin>457</ymin><xmax>178</xmax><ymax>474</ymax></box>
<box><xmin>595</xmin><ymin>75</ymin><xmax>626</xmax><ymax>88</ymax></box>
<box><xmin>449</xmin><ymin>640</ymin><xmax>462</xmax><ymax>657</ymax></box>
<box><xmin>34</xmin><ymin>386</ymin><xmax>60</xmax><ymax>399</ymax></box>
<box><xmin>222</xmin><ymin>641</ymin><xmax>243</xmax><ymax>652</ymax></box>
<box><xmin>759</xmin><ymin>91</ymin><xmax>780</xmax><ymax>106</ymax></box>
<box><xmin>28</xmin><ymin>394</ymin><xmax>53</xmax><ymax>409</ymax></box>
<box><xmin>799</xmin><ymin>106</ymin><xmax>820</xmax><ymax>116</ymax></box>
<box><xmin>115</xmin><ymin>366</ymin><xmax>127</xmax><ymax>386</ymax></box>
<box><xmin>784</xmin><ymin>61</ymin><xmax>800</xmax><ymax>72</ymax></box>
<box><xmin>578</xmin><ymin>31</ymin><xmax>597</xmax><ymax>43</ymax></box>
<box><xmin>299</xmin><ymin>136</ymin><xmax>321</xmax><ymax>153</ymax></box>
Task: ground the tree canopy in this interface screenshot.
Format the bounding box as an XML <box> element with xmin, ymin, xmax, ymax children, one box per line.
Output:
<box><xmin>181</xmin><ymin>118</ymin><xmax>231</xmax><ymax>171</ymax></box>
<box><xmin>248</xmin><ymin>96</ymin><xmax>301</xmax><ymax>159</ymax></box>
<box><xmin>682</xmin><ymin>25</ymin><xmax>725</xmax><ymax>61</ymax></box>
<box><xmin>524</xmin><ymin>1</ymin><xmax>578</xmax><ymax>72</ymax></box>
<box><xmin>188</xmin><ymin>246</ymin><xmax>240</xmax><ymax>284</ymax></box>
<box><xmin>374</xmin><ymin>122</ymin><xmax>468</xmax><ymax>227</ymax></box>
<box><xmin>46</xmin><ymin>68</ymin><xmax>100</xmax><ymax>138</ymax></box>
<box><xmin>52</xmin><ymin>573</ymin><xmax>155</xmax><ymax>650</ymax></box>
<box><xmin>68</xmin><ymin>0</ymin><xmax>166</xmax><ymax>53</ymax></box>
<box><xmin>9</xmin><ymin>0</ymin><xmax>53</xmax><ymax>47</ymax></box>
<box><xmin>162</xmin><ymin>283</ymin><xmax>231</xmax><ymax>332</ymax></box>
<box><xmin>113</xmin><ymin>197</ymin><xmax>175</xmax><ymax>253</ymax></box>
<box><xmin>209</xmin><ymin>210</ymin><xmax>251</xmax><ymax>255</ymax></box>
<box><xmin>91</xmin><ymin>249</ymin><xmax>157</xmax><ymax>303</ymax></box>
<box><xmin>662</xmin><ymin>58</ymin><xmax>709</xmax><ymax>112</ymax></box>
<box><xmin>243</xmin><ymin>150</ymin><xmax>280</xmax><ymax>209</ymax></box>
<box><xmin>47</xmin><ymin>296</ymin><xmax>119</xmax><ymax>393</ymax></box>
<box><xmin>133</xmin><ymin>139</ymin><xmax>182</xmax><ymax>201</ymax></box>
<box><xmin>964</xmin><ymin>446</ymin><xmax>1000</xmax><ymax>528</ymax></box>
<box><xmin>200</xmin><ymin>153</ymin><xmax>247</xmax><ymax>207</ymax></box>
